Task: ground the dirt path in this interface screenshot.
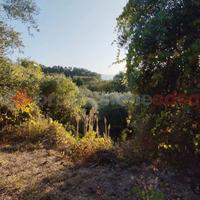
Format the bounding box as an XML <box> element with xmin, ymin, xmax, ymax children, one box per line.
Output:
<box><xmin>0</xmin><ymin>146</ymin><xmax>199</xmax><ymax>200</ymax></box>
<box><xmin>0</xmin><ymin>147</ymin><xmax>134</xmax><ymax>200</ymax></box>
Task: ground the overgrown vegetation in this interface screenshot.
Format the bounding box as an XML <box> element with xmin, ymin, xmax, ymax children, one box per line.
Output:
<box><xmin>117</xmin><ymin>0</ymin><xmax>200</xmax><ymax>168</ymax></box>
<box><xmin>0</xmin><ymin>58</ymin><xmax>114</xmax><ymax>163</ymax></box>
<box><xmin>0</xmin><ymin>0</ymin><xmax>200</xmax><ymax>199</ymax></box>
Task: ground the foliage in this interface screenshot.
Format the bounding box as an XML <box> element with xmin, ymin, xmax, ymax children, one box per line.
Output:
<box><xmin>42</xmin><ymin>65</ymin><xmax>101</xmax><ymax>79</ymax></box>
<box><xmin>151</xmin><ymin>106</ymin><xmax>200</xmax><ymax>167</ymax></box>
<box><xmin>0</xmin><ymin>21</ymin><xmax>22</xmax><ymax>56</ymax></box>
<box><xmin>39</xmin><ymin>74</ymin><xmax>84</xmax><ymax>131</ymax></box>
<box><xmin>19</xmin><ymin>59</ymin><xmax>43</xmax><ymax>96</ymax></box>
<box><xmin>74</xmin><ymin>131</ymin><xmax>113</xmax><ymax>163</ymax></box>
<box><xmin>42</xmin><ymin>66</ymin><xmax>128</xmax><ymax>93</ymax></box>
<box><xmin>87</xmin><ymin>79</ymin><xmax>114</xmax><ymax>92</ymax></box>
<box><xmin>1</xmin><ymin>115</ymin><xmax>113</xmax><ymax>163</ymax></box>
<box><xmin>133</xmin><ymin>176</ymin><xmax>164</xmax><ymax>200</ymax></box>
<box><xmin>42</xmin><ymin>65</ymin><xmax>101</xmax><ymax>87</ymax></box>
<box><xmin>134</xmin><ymin>188</ymin><xmax>164</xmax><ymax>200</ymax></box>
<box><xmin>0</xmin><ymin>58</ymin><xmax>43</xmax><ymax>130</ymax></box>
<box><xmin>79</xmin><ymin>86</ymin><xmax>100</xmax><ymax>114</ymax></box>
<box><xmin>117</xmin><ymin>0</ymin><xmax>200</xmax><ymax>94</ymax></box>
<box><xmin>0</xmin><ymin>58</ymin><xmax>43</xmax><ymax>102</ymax></box>
<box><xmin>112</xmin><ymin>72</ymin><xmax>128</xmax><ymax>92</ymax></box>
<box><xmin>87</xmin><ymin>72</ymin><xmax>128</xmax><ymax>92</ymax></box>
<box><xmin>83</xmin><ymin>97</ymin><xmax>98</xmax><ymax>113</ymax></box>
<box><xmin>98</xmin><ymin>92</ymin><xmax>133</xmax><ymax>139</ymax></box>
<box><xmin>12</xmin><ymin>90</ymin><xmax>32</xmax><ymax>110</ymax></box>
<box><xmin>1</xmin><ymin>117</ymin><xmax>76</xmax><ymax>151</ymax></box>
<box><xmin>79</xmin><ymin>88</ymin><xmax>133</xmax><ymax>139</ymax></box>
<box><xmin>117</xmin><ymin>0</ymin><xmax>200</xmax><ymax>165</ymax></box>
<box><xmin>79</xmin><ymin>86</ymin><xmax>102</xmax><ymax>101</ymax></box>
<box><xmin>0</xmin><ymin>0</ymin><xmax>39</xmax><ymax>56</ymax></box>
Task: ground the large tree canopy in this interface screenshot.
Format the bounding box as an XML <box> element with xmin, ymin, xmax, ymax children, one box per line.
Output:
<box><xmin>117</xmin><ymin>0</ymin><xmax>200</xmax><ymax>94</ymax></box>
<box><xmin>117</xmin><ymin>0</ymin><xmax>200</xmax><ymax>164</ymax></box>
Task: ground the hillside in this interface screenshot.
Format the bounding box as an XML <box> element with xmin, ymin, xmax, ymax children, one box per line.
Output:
<box><xmin>1</xmin><ymin>0</ymin><xmax>200</xmax><ymax>199</ymax></box>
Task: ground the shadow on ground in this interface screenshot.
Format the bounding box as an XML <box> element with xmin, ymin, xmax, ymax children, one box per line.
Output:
<box><xmin>0</xmin><ymin>144</ymin><xmax>200</xmax><ymax>200</ymax></box>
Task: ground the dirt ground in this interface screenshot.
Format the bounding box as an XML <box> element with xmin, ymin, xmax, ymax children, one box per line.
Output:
<box><xmin>0</xmin><ymin>145</ymin><xmax>199</xmax><ymax>200</ymax></box>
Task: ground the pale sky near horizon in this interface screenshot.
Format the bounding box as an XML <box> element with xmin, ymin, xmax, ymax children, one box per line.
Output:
<box><xmin>10</xmin><ymin>0</ymin><xmax>128</xmax><ymax>75</ymax></box>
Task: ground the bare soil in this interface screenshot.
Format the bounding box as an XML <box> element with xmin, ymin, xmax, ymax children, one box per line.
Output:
<box><xmin>0</xmin><ymin>145</ymin><xmax>199</xmax><ymax>200</ymax></box>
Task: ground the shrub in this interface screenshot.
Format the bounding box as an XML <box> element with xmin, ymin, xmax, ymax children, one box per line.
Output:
<box><xmin>39</xmin><ymin>74</ymin><xmax>85</xmax><ymax>131</ymax></box>
<box><xmin>151</xmin><ymin>106</ymin><xmax>200</xmax><ymax>167</ymax></box>
<box><xmin>0</xmin><ymin>59</ymin><xmax>43</xmax><ymax>100</ymax></box>
<box><xmin>1</xmin><ymin>117</ymin><xmax>113</xmax><ymax>163</ymax></box>
<box><xmin>73</xmin><ymin>131</ymin><xmax>113</xmax><ymax>162</ymax></box>
<box><xmin>133</xmin><ymin>176</ymin><xmax>164</xmax><ymax>200</ymax></box>
<box><xmin>127</xmin><ymin>102</ymin><xmax>200</xmax><ymax>168</ymax></box>
<box><xmin>0</xmin><ymin>59</ymin><xmax>43</xmax><ymax>132</ymax></box>
<box><xmin>1</xmin><ymin>117</ymin><xmax>76</xmax><ymax>152</ymax></box>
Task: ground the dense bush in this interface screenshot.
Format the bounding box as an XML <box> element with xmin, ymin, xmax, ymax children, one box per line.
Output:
<box><xmin>74</xmin><ymin>131</ymin><xmax>113</xmax><ymax>163</ymax></box>
<box><xmin>0</xmin><ymin>115</ymin><xmax>113</xmax><ymax>163</ymax></box>
<box><xmin>0</xmin><ymin>59</ymin><xmax>43</xmax><ymax>131</ymax></box>
<box><xmin>117</xmin><ymin>0</ymin><xmax>200</xmax><ymax>167</ymax></box>
<box><xmin>0</xmin><ymin>59</ymin><xmax>43</xmax><ymax>100</ymax></box>
<box><xmin>0</xmin><ymin>117</ymin><xmax>76</xmax><ymax>150</ymax></box>
<box><xmin>151</xmin><ymin>106</ymin><xmax>200</xmax><ymax>167</ymax></box>
<box><xmin>126</xmin><ymin>101</ymin><xmax>200</xmax><ymax>167</ymax></box>
<box><xmin>79</xmin><ymin>88</ymin><xmax>134</xmax><ymax>139</ymax></box>
<box><xmin>39</xmin><ymin>74</ymin><xmax>84</xmax><ymax>131</ymax></box>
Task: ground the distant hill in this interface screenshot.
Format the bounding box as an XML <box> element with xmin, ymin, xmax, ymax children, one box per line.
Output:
<box><xmin>42</xmin><ymin>65</ymin><xmax>115</xmax><ymax>81</ymax></box>
<box><xmin>42</xmin><ymin>65</ymin><xmax>101</xmax><ymax>79</ymax></box>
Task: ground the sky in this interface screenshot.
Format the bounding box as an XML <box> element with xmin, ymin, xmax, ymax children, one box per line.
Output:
<box><xmin>10</xmin><ymin>0</ymin><xmax>128</xmax><ymax>75</ymax></box>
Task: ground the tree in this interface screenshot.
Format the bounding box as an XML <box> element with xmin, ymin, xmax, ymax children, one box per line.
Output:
<box><xmin>0</xmin><ymin>0</ymin><xmax>39</xmax><ymax>57</ymax></box>
<box><xmin>42</xmin><ymin>65</ymin><xmax>101</xmax><ymax>80</ymax></box>
<box><xmin>117</xmin><ymin>0</ymin><xmax>200</xmax><ymax>94</ymax></box>
<box><xmin>0</xmin><ymin>58</ymin><xmax>43</xmax><ymax>129</ymax></box>
<box><xmin>40</xmin><ymin>75</ymin><xmax>84</xmax><ymax>131</ymax></box>
<box><xmin>117</xmin><ymin>0</ymin><xmax>200</xmax><ymax>165</ymax></box>
<box><xmin>112</xmin><ymin>72</ymin><xmax>128</xmax><ymax>92</ymax></box>
<box><xmin>0</xmin><ymin>58</ymin><xmax>43</xmax><ymax>103</ymax></box>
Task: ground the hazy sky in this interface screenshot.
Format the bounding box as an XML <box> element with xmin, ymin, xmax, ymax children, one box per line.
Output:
<box><xmin>10</xmin><ymin>0</ymin><xmax>128</xmax><ymax>75</ymax></box>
